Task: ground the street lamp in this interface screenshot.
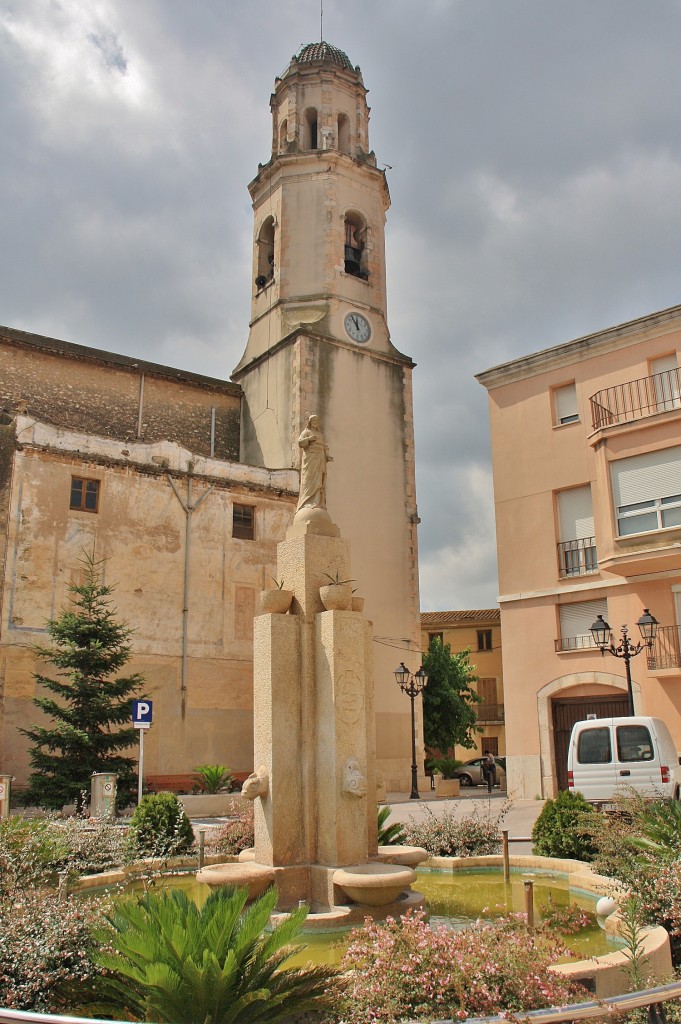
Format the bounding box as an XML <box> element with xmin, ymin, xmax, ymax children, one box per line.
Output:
<box><xmin>394</xmin><ymin>662</ymin><xmax>428</xmax><ymax>800</ymax></box>
<box><xmin>589</xmin><ymin>609</ymin><xmax>659</xmax><ymax>716</ymax></box>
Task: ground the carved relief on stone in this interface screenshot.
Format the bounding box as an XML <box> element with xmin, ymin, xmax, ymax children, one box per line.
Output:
<box><xmin>242</xmin><ymin>766</ymin><xmax>269</xmax><ymax>800</ymax></box>
<box><xmin>337</xmin><ymin>669</ymin><xmax>364</xmax><ymax>725</ymax></box>
<box><xmin>342</xmin><ymin>757</ymin><xmax>367</xmax><ymax>798</ymax></box>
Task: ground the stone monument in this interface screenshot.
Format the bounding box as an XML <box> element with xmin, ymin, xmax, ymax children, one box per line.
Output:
<box><xmin>198</xmin><ymin>417</ymin><xmax>425</xmax><ymax>917</ymax></box>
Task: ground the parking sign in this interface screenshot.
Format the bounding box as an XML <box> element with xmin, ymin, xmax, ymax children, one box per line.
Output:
<box><xmin>132</xmin><ymin>700</ymin><xmax>153</xmax><ymax>729</ymax></box>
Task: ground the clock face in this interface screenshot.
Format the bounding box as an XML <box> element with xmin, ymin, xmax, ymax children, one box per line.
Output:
<box><xmin>344</xmin><ymin>311</ymin><xmax>371</xmax><ymax>344</ymax></box>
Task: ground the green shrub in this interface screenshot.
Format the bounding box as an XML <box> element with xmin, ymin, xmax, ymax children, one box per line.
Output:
<box><xmin>531</xmin><ymin>791</ymin><xmax>597</xmax><ymax>861</ymax></box>
<box><xmin>126</xmin><ymin>792</ymin><xmax>194</xmax><ymax>859</ymax></box>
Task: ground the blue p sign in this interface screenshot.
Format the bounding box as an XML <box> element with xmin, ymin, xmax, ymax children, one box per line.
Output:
<box><xmin>132</xmin><ymin>700</ymin><xmax>153</xmax><ymax>729</ymax></box>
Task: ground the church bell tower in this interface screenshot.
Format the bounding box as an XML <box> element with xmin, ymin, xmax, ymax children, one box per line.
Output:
<box><xmin>233</xmin><ymin>42</ymin><xmax>421</xmax><ymax>793</ymax></box>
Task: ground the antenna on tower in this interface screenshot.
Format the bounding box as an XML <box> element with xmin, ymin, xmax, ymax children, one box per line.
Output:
<box><xmin>320</xmin><ymin>0</ymin><xmax>323</xmax><ymax>42</ymax></box>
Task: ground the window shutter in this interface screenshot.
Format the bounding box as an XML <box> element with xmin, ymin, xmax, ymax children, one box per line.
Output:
<box><xmin>651</xmin><ymin>354</ymin><xmax>681</xmax><ymax>409</ymax></box>
<box><xmin>557</xmin><ymin>486</ymin><xmax>594</xmax><ymax>541</ymax></box>
<box><xmin>559</xmin><ymin>599</ymin><xmax>607</xmax><ymax>640</ymax></box>
<box><xmin>611</xmin><ymin>446</ymin><xmax>681</xmax><ymax>507</ymax></box>
<box><xmin>555</xmin><ymin>384</ymin><xmax>578</xmax><ymax>423</ymax></box>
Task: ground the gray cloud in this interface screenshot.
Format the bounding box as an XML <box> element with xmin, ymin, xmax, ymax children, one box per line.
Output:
<box><xmin>2</xmin><ymin>0</ymin><xmax>681</xmax><ymax>610</ymax></box>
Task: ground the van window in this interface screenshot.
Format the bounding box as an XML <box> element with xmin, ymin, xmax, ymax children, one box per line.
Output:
<box><xmin>616</xmin><ymin>724</ymin><xmax>654</xmax><ymax>762</ymax></box>
<box><xmin>577</xmin><ymin>727</ymin><xmax>612</xmax><ymax>764</ymax></box>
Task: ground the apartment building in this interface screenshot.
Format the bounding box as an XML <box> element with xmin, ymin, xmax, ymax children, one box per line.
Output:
<box><xmin>477</xmin><ymin>304</ymin><xmax>681</xmax><ymax>798</ymax></box>
<box><xmin>420</xmin><ymin>609</ymin><xmax>505</xmax><ymax>759</ymax></box>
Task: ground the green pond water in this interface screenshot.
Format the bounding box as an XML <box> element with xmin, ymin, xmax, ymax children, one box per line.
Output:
<box><xmin>121</xmin><ymin>869</ymin><xmax>622</xmax><ymax>969</ymax></box>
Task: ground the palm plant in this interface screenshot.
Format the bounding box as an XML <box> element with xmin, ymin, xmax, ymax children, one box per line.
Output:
<box><xmin>194</xmin><ymin>764</ymin><xmax>232</xmax><ymax>794</ymax></box>
<box><xmin>631</xmin><ymin>797</ymin><xmax>681</xmax><ymax>859</ymax></box>
<box><xmin>377</xmin><ymin>804</ymin><xmax>406</xmax><ymax>846</ymax></box>
<box><xmin>89</xmin><ymin>885</ymin><xmax>337</xmax><ymax>1023</ymax></box>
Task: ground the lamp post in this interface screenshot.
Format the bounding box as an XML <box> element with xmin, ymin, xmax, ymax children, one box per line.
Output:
<box><xmin>394</xmin><ymin>662</ymin><xmax>428</xmax><ymax>799</ymax></box>
<box><xmin>589</xmin><ymin>608</ymin><xmax>659</xmax><ymax>716</ymax></box>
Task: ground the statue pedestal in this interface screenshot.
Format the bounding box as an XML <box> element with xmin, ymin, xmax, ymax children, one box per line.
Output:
<box><xmin>250</xmin><ymin>525</ymin><xmax>381</xmax><ymax>909</ymax></box>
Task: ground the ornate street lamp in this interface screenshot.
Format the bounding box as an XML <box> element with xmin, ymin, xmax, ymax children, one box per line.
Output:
<box><xmin>394</xmin><ymin>662</ymin><xmax>428</xmax><ymax>800</ymax></box>
<box><xmin>589</xmin><ymin>609</ymin><xmax>659</xmax><ymax>716</ymax></box>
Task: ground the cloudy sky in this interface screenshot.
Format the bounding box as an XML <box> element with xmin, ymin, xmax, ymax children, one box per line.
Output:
<box><xmin>2</xmin><ymin>0</ymin><xmax>681</xmax><ymax>611</ymax></box>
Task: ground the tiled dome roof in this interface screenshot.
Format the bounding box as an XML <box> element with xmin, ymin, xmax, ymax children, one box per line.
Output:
<box><xmin>293</xmin><ymin>41</ymin><xmax>354</xmax><ymax>70</ymax></box>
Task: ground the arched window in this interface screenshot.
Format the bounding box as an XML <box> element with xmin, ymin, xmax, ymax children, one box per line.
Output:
<box><xmin>255</xmin><ymin>216</ymin><xmax>275</xmax><ymax>289</ymax></box>
<box><xmin>344</xmin><ymin>211</ymin><xmax>368</xmax><ymax>279</ymax></box>
<box><xmin>303</xmin><ymin>107</ymin><xmax>318</xmax><ymax>150</ymax></box>
<box><xmin>278</xmin><ymin>118</ymin><xmax>288</xmax><ymax>154</ymax></box>
<box><xmin>337</xmin><ymin>113</ymin><xmax>351</xmax><ymax>155</ymax></box>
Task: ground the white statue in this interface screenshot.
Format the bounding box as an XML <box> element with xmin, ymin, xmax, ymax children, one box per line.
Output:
<box><xmin>296</xmin><ymin>414</ymin><xmax>332</xmax><ymax>512</ymax></box>
<box><xmin>242</xmin><ymin>767</ymin><xmax>269</xmax><ymax>800</ymax></box>
<box><xmin>342</xmin><ymin>757</ymin><xmax>367</xmax><ymax>798</ymax></box>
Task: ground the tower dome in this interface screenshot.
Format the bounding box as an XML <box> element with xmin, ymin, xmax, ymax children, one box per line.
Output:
<box><xmin>292</xmin><ymin>41</ymin><xmax>355</xmax><ymax>72</ymax></box>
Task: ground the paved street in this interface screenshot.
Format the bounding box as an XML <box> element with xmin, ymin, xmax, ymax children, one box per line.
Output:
<box><xmin>382</xmin><ymin>792</ymin><xmax>545</xmax><ymax>854</ymax></box>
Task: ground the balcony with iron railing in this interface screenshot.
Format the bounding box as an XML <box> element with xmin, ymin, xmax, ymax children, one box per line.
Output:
<box><xmin>647</xmin><ymin>624</ymin><xmax>681</xmax><ymax>671</ymax></box>
<box><xmin>476</xmin><ymin>703</ymin><xmax>505</xmax><ymax>723</ymax></box>
<box><xmin>555</xmin><ymin>633</ymin><xmax>598</xmax><ymax>653</ymax></box>
<box><xmin>590</xmin><ymin>367</ymin><xmax>681</xmax><ymax>430</ymax></box>
<box><xmin>557</xmin><ymin>537</ymin><xmax>598</xmax><ymax>578</ymax></box>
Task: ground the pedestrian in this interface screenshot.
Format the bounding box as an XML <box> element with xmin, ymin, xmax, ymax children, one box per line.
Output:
<box><xmin>482</xmin><ymin>750</ymin><xmax>496</xmax><ymax>794</ymax></box>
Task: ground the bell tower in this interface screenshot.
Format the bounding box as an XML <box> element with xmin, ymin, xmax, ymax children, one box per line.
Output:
<box><xmin>233</xmin><ymin>43</ymin><xmax>422</xmax><ymax>794</ymax></box>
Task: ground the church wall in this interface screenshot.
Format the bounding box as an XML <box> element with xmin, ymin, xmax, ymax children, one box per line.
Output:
<box><xmin>0</xmin><ymin>422</ymin><xmax>297</xmax><ymax>791</ymax></box>
<box><xmin>0</xmin><ymin>330</ymin><xmax>242</xmax><ymax>460</ymax></box>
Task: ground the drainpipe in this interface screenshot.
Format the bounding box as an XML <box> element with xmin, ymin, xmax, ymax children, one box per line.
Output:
<box><xmin>167</xmin><ymin>463</ymin><xmax>214</xmax><ymax>716</ymax></box>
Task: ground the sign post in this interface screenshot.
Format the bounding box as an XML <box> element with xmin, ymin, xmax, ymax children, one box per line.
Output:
<box><xmin>132</xmin><ymin>700</ymin><xmax>153</xmax><ymax>805</ymax></box>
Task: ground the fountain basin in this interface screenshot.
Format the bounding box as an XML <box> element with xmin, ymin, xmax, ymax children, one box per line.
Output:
<box><xmin>195</xmin><ymin>861</ymin><xmax>274</xmax><ymax>900</ymax></box>
<box><xmin>333</xmin><ymin>862</ymin><xmax>417</xmax><ymax>905</ymax></box>
<box><xmin>375</xmin><ymin>844</ymin><xmax>429</xmax><ymax>867</ymax></box>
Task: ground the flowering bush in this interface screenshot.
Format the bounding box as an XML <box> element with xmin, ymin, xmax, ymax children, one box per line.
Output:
<box><xmin>629</xmin><ymin>856</ymin><xmax>681</xmax><ymax>963</ymax></box>
<box><xmin>404</xmin><ymin>803</ymin><xmax>507</xmax><ymax>856</ymax></box>
<box><xmin>205</xmin><ymin>796</ymin><xmax>255</xmax><ymax>855</ymax></box>
<box><xmin>48</xmin><ymin>816</ymin><xmax>128</xmax><ymax>877</ymax></box>
<box><xmin>332</xmin><ymin>910</ymin><xmax>585</xmax><ymax>1023</ymax></box>
<box><xmin>0</xmin><ymin>816</ymin><xmax>64</xmax><ymax>898</ymax></box>
<box><xmin>0</xmin><ymin>891</ymin><xmax>107</xmax><ymax>1011</ymax></box>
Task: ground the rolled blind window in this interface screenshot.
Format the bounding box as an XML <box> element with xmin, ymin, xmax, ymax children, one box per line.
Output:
<box><xmin>554</xmin><ymin>383</ymin><xmax>578</xmax><ymax>425</ymax></box>
<box><xmin>558</xmin><ymin>598</ymin><xmax>607</xmax><ymax>651</ymax></box>
<box><xmin>557</xmin><ymin>486</ymin><xmax>594</xmax><ymax>541</ymax></box>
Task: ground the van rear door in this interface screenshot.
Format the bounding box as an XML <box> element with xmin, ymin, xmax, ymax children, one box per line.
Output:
<box><xmin>569</xmin><ymin>723</ymin><xmax>617</xmax><ymax>800</ymax></box>
<box><xmin>614</xmin><ymin>720</ymin><xmax>666</xmax><ymax>797</ymax></box>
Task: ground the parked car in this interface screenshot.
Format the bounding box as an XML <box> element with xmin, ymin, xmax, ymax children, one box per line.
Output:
<box><xmin>454</xmin><ymin>757</ymin><xmax>506</xmax><ymax>788</ymax></box>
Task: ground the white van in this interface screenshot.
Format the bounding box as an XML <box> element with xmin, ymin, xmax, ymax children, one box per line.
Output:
<box><xmin>567</xmin><ymin>716</ymin><xmax>681</xmax><ymax>803</ymax></box>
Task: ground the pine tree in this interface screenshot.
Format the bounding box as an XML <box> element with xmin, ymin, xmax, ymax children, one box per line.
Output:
<box><xmin>20</xmin><ymin>552</ymin><xmax>144</xmax><ymax>811</ymax></box>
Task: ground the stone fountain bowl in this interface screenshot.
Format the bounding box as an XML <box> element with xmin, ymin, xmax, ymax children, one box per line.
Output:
<box><xmin>375</xmin><ymin>845</ymin><xmax>429</xmax><ymax>867</ymax></box>
<box><xmin>196</xmin><ymin>861</ymin><xmax>275</xmax><ymax>901</ymax></box>
<box><xmin>334</xmin><ymin>862</ymin><xmax>417</xmax><ymax>906</ymax></box>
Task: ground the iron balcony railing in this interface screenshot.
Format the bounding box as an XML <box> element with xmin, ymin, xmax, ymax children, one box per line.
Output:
<box><xmin>555</xmin><ymin>633</ymin><xmax>597</xmax><ymax>653</ymax></box>
<box><xmin>647</xmin><ymin>624</ymin><xmax>681</xmax><ymax>670</ymax></box>
<box><xmin>476</xmin><ymin>703</ymin><xmax>505</xmax><ymax>722</ymax></box>
<box><xmin>590</xmin><ymin>367</ymin><xmax>681</xmax><ymax>429</ymax></box>
<box><xmin>557</xmin><ymin>537</ymin><xmax>598</xmax><ymax>578</ymax></box>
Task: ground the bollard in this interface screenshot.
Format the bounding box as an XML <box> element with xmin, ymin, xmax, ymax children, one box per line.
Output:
<box><xmin>198</xmin><ymin>828</ymin><xmax>206</xmax><ymax>869</ymax></box>
<box><xmin>524</xmin><ymin>879</ymin><xmax>535</xmax><ymax>933</ymax></box>
<box><xmin>58</xmin><ymin>871</ymin><xmax>69</xmax><ymax>903</ymax></box>
<box><xmin>90</xmin><ymin>772</ymin><xmax>117</xmax><ymax>818</ymax></box>
<box><xmin>0</xmin><ymin>775</ymin><xmax>13</xmax><ymax>819</ymax></box>
<box><xmin>502</xmin><ymin>829</ymin><xmax>510</xmax><ymax>883</ymax></box>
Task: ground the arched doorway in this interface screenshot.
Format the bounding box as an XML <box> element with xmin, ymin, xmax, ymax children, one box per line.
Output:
<box><xmin>537</xmin><ymin>671</ymin><xmax>637</xmax><ymax>795</ymax></box>
<box><xmin>552</xmin><ymin>694</ymin><xmax>629</xmax><ymax>790</ymax></box>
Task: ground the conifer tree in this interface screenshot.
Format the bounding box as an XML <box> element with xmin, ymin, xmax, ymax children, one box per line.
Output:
<box><xmin>20</xmin><ymin>552</ymin><xmax>144</xmax><ymax>811</ymax></box>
